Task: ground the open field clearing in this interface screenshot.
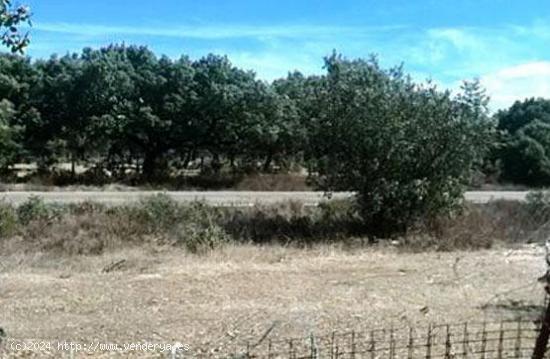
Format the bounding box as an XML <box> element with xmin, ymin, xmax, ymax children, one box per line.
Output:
<box><xmin>0</xmin><ymin>244</ymin><xmax>545</xmax><ymax>357</ymax></box>
<box><xmin>0</xmin><ymin>191</ymin><xmax>531</xmax><ymax>206</ymax></box>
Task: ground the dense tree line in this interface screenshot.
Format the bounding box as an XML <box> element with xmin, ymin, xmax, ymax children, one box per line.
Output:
<box><xmin>2</xmin><ymin>45</ymin><xmax>549</xmax><ymax>190</ymax></box>
<box><xmin>0</xmin><ymin>46</ymin><xmax>306</xmax><ymax>179</ymax></box>
<box><xmin>495</xmin><ymin>98</ymin><xmax>550</xmax><ymax>186</ymax></box>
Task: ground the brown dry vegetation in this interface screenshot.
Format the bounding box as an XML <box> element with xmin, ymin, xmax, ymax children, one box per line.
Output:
<box><xmin>0</xmin><ymin>196</ymin><xmax>548</xmax><ymax>256</ymax></box>
<box><xmin>0</xmin><ymin>173</ymin><xmax>312</xmax><ymax>192</ymax></box>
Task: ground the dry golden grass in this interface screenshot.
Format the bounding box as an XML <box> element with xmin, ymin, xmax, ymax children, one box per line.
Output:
<box><xmin>0</xmin><ymin>243</ymin><xmax>545</xmax><ymax>357</ymax></box>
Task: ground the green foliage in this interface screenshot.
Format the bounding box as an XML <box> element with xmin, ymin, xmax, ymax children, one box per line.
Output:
<box><xmin>497</xmin><ymin>99</ymin><xmax>550</xmax><ymax>186</ymax></box>
<box><xmin>16</xmin><ymin>195</ymin><xmax>58</xmax><ymax>224</ymax></box>
<box><xmin>0</xmin><ymin>200</ymin><xmax>16</xmax><ymax>237</ymax></box>
<box><xmin>135</xmin><ymin>193</ymin><xmax>181</xmax><ymax>232</ymax></box>
<box><xmin>307</xmin><ymin>55</ymin><xmax>493</xmax><ymax>235</ymax></box>
<box><xmin>0</xmin><ymin>99</ymin><xmax>20</xmax><ymax>169</ymax></box>
<box><xmin>0</xmin><ymin>46</ymin><xmax>310</xmax><ymax>180</ymax></box>
<box><xmin>172</xmin><ymin>203</ymin><xmax>229</xmax><ymax>254</ymax></box>
<box><xmin>0</xmin><ymin>0</ymin><xmax>31</xmax><ymax>53</ymax></box>
<box><xmin>525</xmin><ymin>191</ymin><xmax>550</xmax><ymax>223</ymax></box>
<box><xmin>497</xmin><ymin>98</ymin><xmax>550</xmax><ymax>134</ymax></box>
<box><xmin>123</xmin><ymin>196</ymin><xmax>228</xmax><ymax>253</ymax></box>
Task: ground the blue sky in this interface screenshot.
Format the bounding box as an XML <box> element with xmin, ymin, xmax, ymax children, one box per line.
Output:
<box><xmin>17</xmin><ymin>0</ymin><xmax>550</xmax><ymax>110</ymax></box>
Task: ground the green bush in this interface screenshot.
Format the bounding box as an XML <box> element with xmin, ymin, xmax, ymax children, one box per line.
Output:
<box><xmin>0</xmin><ymin>201</ymin><xmax>16</xmax><ymax>237</ymax></box>
<box><xmin>308</xmin><ymin>55</ymin><xmax>493</xmax><ymax>236</ymax></box>
<box><xmin>135</xmin><ymin>193</ymin><xmax>181</xmax><ymax>232</ymax></box>
<box><xmin>525</xmin><ymin>191</ymin><xmax>550</xmax><ymax>224</ymax></box>
<box><xmin>17</xmin><ymin>196</ymin><xmax>53</xmax><ymax>224</ymax></box>
<box><xmin>171</xmin><ymin>202</ymin><xmax>229</xmax><ymax>253</ymax></box>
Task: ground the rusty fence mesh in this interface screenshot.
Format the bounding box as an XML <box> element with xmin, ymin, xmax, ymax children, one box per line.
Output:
<box><xmin>206</xmin><ymin>320</ymin><xmax>545</xmax><ymax>358</ymax></box>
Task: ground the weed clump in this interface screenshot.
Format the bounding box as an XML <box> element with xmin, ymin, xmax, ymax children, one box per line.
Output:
<box><xmin>16</xmin><ymin>195</ymin><xmax>64</xmax><ymax>225</ymax></box>
<box><xmin>172</xmin><ymin>203</ymin><xmax>229</xmax><ymax>254</ymax></box>
<box><xmin>134</xmin><ymin>193</ymin><xmax>182</xmax><ymax>232</ymax></box>
<box><xmin>0</xmin><ymin>201</ymin><xmax>16</xmax><ymax>237</ymax></box>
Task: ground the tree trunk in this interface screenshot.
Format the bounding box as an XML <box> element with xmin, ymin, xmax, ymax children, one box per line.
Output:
<box><xmin>142</xmin><ymin>151</ymin><xmax>159</xmax><ymax>180</ymax></box>
<box><xmin>263</xmin><ymin>152</ymin><xmax>273</xmax><ymax>172</ymax></box>
<box><xmin>70</xmin><ymin>155</ymin><xmax>76</xmax><ymax>180</ymax></box>
<box><xmin>211</xmin><ymin>152</ymin><xmax>222</xmax><ymax>174</ymax></box>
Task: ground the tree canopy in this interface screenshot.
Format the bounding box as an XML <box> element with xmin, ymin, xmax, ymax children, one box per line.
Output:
<box><xmin>497</xmin><ymin>98</ymin><xmax>550</xmax><ymax>186</ymax></box>
<box><xmin>0</xmin><ymin>0</ymin><xmax>31</xmax><ymax>53</ymax></box>
<box><xmin>306</xmin><ymin>54</ymin><xmax>493</xmax><ymax>234</ymax></box>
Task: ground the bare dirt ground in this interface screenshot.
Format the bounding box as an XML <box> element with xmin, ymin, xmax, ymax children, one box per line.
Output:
<box><xmin>0</xmin><ymin>244</ymin><xmax>546</xmax><ymax>357</ymax></box>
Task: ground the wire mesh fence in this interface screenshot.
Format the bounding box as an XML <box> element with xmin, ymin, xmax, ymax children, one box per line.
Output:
<box><xmin>216</xmin><ymin>319</ymin><xmax>544</xmax><ymax>359</ymax></box>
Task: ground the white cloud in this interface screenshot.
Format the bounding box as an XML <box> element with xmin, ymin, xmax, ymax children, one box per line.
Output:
<box><xmin>426</xmin><ymin>28</ymin><xmax>484</xmax><ymax>52</ymax></box>
<box><xmin>34</xmin><ymin>22</ymin><xmax>404</xmax><ymax>40</ymax></box>
<box><xmin>481</xmin><ymin>62</ymin><xmax>550</xmax><ymax>111</ymax></box>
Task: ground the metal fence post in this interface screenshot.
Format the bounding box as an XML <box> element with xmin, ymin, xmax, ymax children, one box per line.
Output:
<box><xmin>350</xmin><ymin>331</ymin><xmax>356</xmax><ymax>359</ymax></box>
<box><xmin>515</xmin><ymin>319</ymin><xmax>522</xmax><ymax>358</ymax></box>
<box><xmin>463</xmin><ymin>322</ymin><xmax>469</xmax><ymax>358</ymax></box>
<box><xmin>532</xmin><ymin>297</ymin><xmax>550</xmax><ymax>359</ymax></box>
<box><xmin>445</xmin><ymin>324</ymin><xmax>452</xmax><ymax>358</ymax></box>
<box><xmin>497</xmin><ymin>322</ymin><xmax>504</xmax><ymax>359</ymax></box>
<box><xmin>408</xmin><ymin>327</ymin><xmax>414</xmax><ymax>359</ymax></box>
<box><xmin>390</xmin><ymin>326</ymin><xmax>395</xmax><ymax>359</ymax></box>
<box><xmin>426</xmin><ymin>324</ymin><xmax>432</xmax><ymax>359</ymax></box>
<box><xmin>370</xmin><ymin>330</ymin><xmax>376</xmax><ymax>359</ymax></box>
<box><xmin>481</xmin><ymin>322</ymin><xmax>487</xmax><ymax>359</ymax></box>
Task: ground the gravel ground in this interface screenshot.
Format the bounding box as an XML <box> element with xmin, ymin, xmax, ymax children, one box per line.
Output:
<box><xmin>0</xmin><ymin>244</ymin><xmax>545</xmax><ymax>357</ymax></box>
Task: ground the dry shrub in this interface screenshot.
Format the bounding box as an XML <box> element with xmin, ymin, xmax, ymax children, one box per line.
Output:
<box><xmin>402</xmin><ymin>208</ymin><xmax>498</xmax><ymax>252</ymax></box>
<box><xmin>4</xmin><ymin>194</ymin><xmax>549</xmax><ymax>256</ymax></box>
<box><xmin>220</xmin><ymin>199</ymin><xmax>364</xmax><ymax>244</ymax></box>
<box><xmin>23</xmin><ymin>214</ymin><xmax>114</xmax><ymax>255</ymax></box>
<box><xmin>400</xmin><ymin>200</ymin><xmax>550</xmax><ymax>252</ymax></box>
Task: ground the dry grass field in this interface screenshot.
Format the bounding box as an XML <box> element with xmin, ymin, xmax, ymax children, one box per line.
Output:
<box><xmin>0</xmin><ymin>244</ymin><xmax>546</xmax><ymax>357</ymax></box>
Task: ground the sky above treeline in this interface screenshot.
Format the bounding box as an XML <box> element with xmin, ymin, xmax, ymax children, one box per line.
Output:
<box><xmin>16</xmin><ymin>0</ymin><xmax>550</xmax><ymax>110</ymax></box>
